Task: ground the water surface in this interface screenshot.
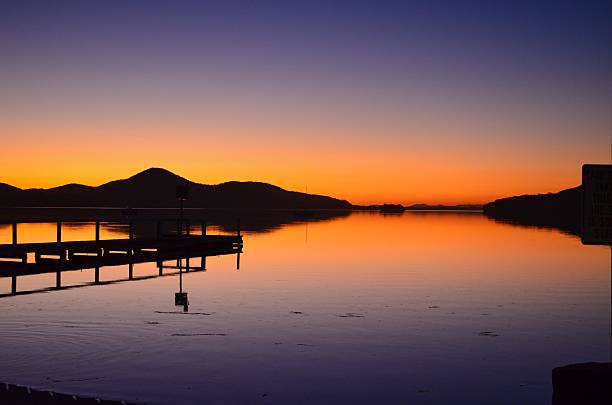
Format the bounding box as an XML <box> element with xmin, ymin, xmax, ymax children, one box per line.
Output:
<box><xmin>0</xmin><ymin>212</ymin><xmax>609</xmax><ymax>404</ymax></box>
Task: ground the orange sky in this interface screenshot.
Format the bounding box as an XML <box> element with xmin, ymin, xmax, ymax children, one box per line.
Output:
<box><xmin>1</xmin><ymin>123</ymin><xmax>604</xmax><ymax>205</ymax></box>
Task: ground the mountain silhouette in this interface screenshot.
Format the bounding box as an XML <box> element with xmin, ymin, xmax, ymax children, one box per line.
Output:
<box><xmin>0</xmin><ymin>168</ymin><xmax>352</xmax><ymax>209</ymax></box>
<box><xmin>483</xmin><ymin>186</ymin><xmax>581</xmax><ymax>235</ymax></box>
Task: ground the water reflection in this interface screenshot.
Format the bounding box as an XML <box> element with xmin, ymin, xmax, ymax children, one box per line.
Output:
<box><xmin>0</xmin><ymin>212</ymin><xmax>609</xmax><ymax>405</ymax></box>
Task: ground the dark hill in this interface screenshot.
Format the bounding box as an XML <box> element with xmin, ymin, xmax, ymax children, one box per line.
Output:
<box><xmin>0</xmin><ymin>168</ymin><xmax>352</xmax><ymax>210</ymax></box>
<box><xmin>483</xmin><ymin>186</ymin><xmax>581</xmax><ymax>235</ymax></box>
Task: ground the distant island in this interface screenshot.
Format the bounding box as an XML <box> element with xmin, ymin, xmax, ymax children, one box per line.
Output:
<box><xmin>354</xmin><ymin>203</ymin><xmax>483</xmax><ymax>211</ymax></box>
<box><xmin>483</xmin><ymin>186</ymin><xmax>581</xmax><ymax>235</ymax></box>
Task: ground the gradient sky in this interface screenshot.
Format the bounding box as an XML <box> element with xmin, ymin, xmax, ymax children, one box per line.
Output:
<box><xmin>1</xmin><ymin>0</ymin><xmax>611</xmax><ymax>204</ymax></box>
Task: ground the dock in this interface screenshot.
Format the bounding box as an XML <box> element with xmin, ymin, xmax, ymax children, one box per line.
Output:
<box><xmin>0</xmin><ymin>219</ymin><xmax>243</xmax><ymax>296</ymax></box>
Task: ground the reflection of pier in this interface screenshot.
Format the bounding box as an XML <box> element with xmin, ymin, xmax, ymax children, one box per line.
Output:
<box><xmin>0</xmin><ymin>219</ymin><xmax>243</xmax><ymax>296</ymax></box>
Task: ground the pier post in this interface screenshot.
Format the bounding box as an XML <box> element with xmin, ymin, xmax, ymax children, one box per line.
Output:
<box><xmin>186</xmin><ymin>220</ymin><xmax>190</xmax><ymax>236</ymax></box>
<box><xmin>94</xmin><ymin>267</ymin><xmax>100</xmax><ymax>284</ymax></box>
<box><xmin>158</xmin><ymin>261</ymin><xmax>163</xmax><ymax>276</ymax></box>
<box><xmin>201</xmin><ymin>221</ymin><xmax>206</xmax><ymax>237</ymax></box>
<box><xmin>128</xmin><ymin>263</ymin><xmax>133</xmax><ymax>280</ymax></box>
<box><xmin>236</xmin><ymin>251</ymin><xmax>240</xmax><ymax>270</ymax></box>
<box><xmin>11</xmin><ymin>275</ymin><xmax>16</xmax><ymax>294</ymax></box>
<box><xmin>186</xmin><ymin>257</ymin><xmax>190</xmax><ymax>272</ymax></box>
<box><xmin>56</xmin><ymin>271</ymin><xmax>61</xmax><ymax>289</ymax></box>
<box><xmin>12</xmin><ymin>222</ymin><xmax>17</xmax><ymax>244</ymax></box>
<box><xmin>95</xmin><ymin>222</ymin><xmax>100</xmax><ymax>241</ymax></box>
<box><xmin>201</xmin><ymin>256</ymin><xmax>206</xmax><ymax>271</ymax></box>
<box><xmin>56</xmin><ymin>221</ymin><xmax>62</xmax><ymax>243</ymax></box>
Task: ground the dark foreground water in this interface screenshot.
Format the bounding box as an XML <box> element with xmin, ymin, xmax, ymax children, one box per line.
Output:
<box><xmin>0</xmin><ymin>212</ymin><xmax>609</xmax><ymax>404</ymax></box>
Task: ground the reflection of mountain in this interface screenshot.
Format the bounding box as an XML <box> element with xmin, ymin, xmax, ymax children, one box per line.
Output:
<box><xmin>483</xmin><ymin>186</ymin><xmax>581</xmax><ymax>236</ymax></box>
<box><xmin>0</xmin><ymin>168</ymin><xmax>351</xmax><ymax>210</ymax></box>
<box><xmin>0</xmin><ymin>207</ymin><xmax>351</xmax><ymax>235</ymax></box>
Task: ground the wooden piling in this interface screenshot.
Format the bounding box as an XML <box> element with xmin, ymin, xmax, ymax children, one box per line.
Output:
<box><xmin>12</xmin><ymin>223</ymin><xmax>17</xmax><ymax>245</ymax></box>
<box><xmin>95</xmin><ymin>222</ymin><xmax>100</xmax><ymax>241</ymax></box>
<box><xmin>56</xmin><ymin>221</ymin><xmax>62</xmax><ymax>243</ymax></box>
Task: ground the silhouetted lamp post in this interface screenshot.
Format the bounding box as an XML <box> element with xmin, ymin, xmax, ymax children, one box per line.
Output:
<box><xmin>176</xmin><ymin>182</ymin><xmax>190</xmax><ymax>236</ymax></box>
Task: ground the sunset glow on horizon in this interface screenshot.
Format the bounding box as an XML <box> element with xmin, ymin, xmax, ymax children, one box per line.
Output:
<box><xmin>1</xmin><ymin>1</ymin><xmax>611</xmax><ymax>205</ymax></box>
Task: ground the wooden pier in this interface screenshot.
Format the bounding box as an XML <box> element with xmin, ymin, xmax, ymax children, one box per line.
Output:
<box><xmin>0</xmin><ymin>219</ymin><xmax>243</xmax><ymax>296</ymax></box>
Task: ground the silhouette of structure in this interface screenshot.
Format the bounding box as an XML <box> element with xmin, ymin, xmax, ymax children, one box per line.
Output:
<box><xmin>0</xmin><ymin>219</ymin><xmax>242</xmax><ymax>297</ymax></box>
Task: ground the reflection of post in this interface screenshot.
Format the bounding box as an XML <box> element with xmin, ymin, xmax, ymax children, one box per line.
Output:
<box><xmin>201</xmin><ymin>221</ymin><xmax>206</xmax><ymax>237</ymax></box>
<box><xmin>11</xmin><ymin>275</ymin><xmax>16</xmax><ymax>294</ymax></box>
<box><xmin>94</xmin><ymin>267</ymin><xmax>100</xmax><ymax>284</ymax></box>
<box><xmin>129</xmin><ymin>222</ymin><xmax>134</xmax><ymax>240</ymax></box>
<box><xmin>56</xmin><ymin>221</ymin><xmax>62</xmax><ymax>243</ymax></box>
<box><xmin>95</xmin><ymin>221</ymin><xmax>100</xmax><ymax>241</ymax></box>
<box><xmin>156</xmin><ymin>220</ymin><xmax>161</xmax><ymax>240</ymax></box>
<box><xmin>12</xmin><ymin>222</ymin><xmax>17</xmax><ymax>244</ymax></box>
<box><xmin>179</xmin><ymin>259</ymin><xmax>183</xmax><ymax>292</ymax></box>
<box><xmin>186</xmin><ymin>257</ymin><xmax>190</xmax><ymax>272</ymax></box>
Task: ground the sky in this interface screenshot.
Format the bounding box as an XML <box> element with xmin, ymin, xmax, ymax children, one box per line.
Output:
<box><xmin>0</xmin><ymin>0</ymin><xmax>611</xmax><ymax>205</ymax></box>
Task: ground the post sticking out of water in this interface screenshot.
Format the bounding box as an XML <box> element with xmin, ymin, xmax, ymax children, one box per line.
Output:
<box><xmin>201</xmin><ymin>221</ymin><xmax>206</xmax><ymax>237</ymax></box>
<box><xmin>12</xmin><ymin>223</ymin><xmax>17</xmax><ymax>245</ymax></box>
<box><xmin>236</xmin><ymin>251</ymin><xmax>240</xmax><ymax>270</ymax></box>
<box><xmin>11</xmin><ymin>275</ymin><xmax>16</xmax><ymax>294</ymax></box>
<box><xmin>56</xmin><ymin>221</ymin><xmax>62</xmax><ymax>243</ymax></box>
<box><xmin>94</xmin><ymin>267</ymin><xmax>100</xmax><ymax>284</ymax></box>
<box><xmin>95</xmin><ymin>222</ymin><xmax>100</xmax><ymax>241</ymax></box>
<box><xmin>56</xmin><ymin>271</ymin><xmax>61</xmax><ymax>289</ymax></box>
<box><xmin>128</xmin><ymin>262</ymin><xmax>133</xmax><ymax>280</ymax></box>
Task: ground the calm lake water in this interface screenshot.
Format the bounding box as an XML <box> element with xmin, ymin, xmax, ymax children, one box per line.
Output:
<box><xmin>0</xmin><ymin>212</ymin><xmax>609</xmax><ymax>404</ymax></box>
